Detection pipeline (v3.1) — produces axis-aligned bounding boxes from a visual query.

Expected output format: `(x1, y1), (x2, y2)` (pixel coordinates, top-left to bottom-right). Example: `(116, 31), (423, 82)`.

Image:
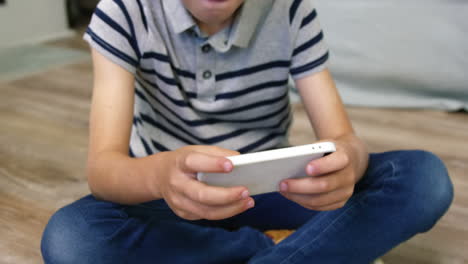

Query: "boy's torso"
(85, 0), (328, 156)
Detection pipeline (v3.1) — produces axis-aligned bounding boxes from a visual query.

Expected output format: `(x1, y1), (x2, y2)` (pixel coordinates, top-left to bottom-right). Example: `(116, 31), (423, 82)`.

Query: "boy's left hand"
(279, 140), (363, 211)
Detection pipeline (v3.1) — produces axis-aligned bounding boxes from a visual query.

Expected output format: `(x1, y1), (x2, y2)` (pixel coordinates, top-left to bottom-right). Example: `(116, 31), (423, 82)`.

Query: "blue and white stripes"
(84, 0), (328, 157)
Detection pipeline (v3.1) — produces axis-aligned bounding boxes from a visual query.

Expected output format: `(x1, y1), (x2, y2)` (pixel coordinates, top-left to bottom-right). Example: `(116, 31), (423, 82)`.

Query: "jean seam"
(378, 160), (396, 196)
(279, 160), (397, 264)
(271, 210), (328, 252)
(77, 201), (133, 241)
(279, 197), (364, 264)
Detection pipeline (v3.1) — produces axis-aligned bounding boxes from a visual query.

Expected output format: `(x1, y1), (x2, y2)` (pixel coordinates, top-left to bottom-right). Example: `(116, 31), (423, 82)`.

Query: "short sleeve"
(83, 0), (147, 74)
(289, 0), (329, 80)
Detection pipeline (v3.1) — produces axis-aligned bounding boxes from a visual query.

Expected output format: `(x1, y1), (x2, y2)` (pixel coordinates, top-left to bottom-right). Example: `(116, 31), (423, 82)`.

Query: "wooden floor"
(1, 33), (467, 264)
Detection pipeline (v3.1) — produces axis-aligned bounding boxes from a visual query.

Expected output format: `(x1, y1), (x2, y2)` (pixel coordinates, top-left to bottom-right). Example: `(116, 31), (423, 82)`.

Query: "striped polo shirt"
(84, 0), (329, 157)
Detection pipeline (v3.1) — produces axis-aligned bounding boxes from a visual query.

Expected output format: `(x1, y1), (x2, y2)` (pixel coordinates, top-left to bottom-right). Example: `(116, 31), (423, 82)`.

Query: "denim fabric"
(41, 150), (453, 264)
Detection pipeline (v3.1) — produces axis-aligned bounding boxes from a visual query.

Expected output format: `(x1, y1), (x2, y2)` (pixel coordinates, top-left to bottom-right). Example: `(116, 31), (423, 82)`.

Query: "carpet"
(0, 44), (89, 82)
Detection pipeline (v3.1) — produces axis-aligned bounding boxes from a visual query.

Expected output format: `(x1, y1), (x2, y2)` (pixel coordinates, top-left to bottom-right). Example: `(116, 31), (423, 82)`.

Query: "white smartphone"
(197, 142), (336, 196)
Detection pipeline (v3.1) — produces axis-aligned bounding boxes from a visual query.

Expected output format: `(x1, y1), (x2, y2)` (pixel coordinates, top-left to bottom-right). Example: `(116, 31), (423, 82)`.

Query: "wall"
(0, 0), (73, 48)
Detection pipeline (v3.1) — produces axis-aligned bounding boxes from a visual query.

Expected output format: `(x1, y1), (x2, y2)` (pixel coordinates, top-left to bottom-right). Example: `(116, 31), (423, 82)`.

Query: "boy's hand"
(279, 140), (365, 211)
(155, 146), (254, 221)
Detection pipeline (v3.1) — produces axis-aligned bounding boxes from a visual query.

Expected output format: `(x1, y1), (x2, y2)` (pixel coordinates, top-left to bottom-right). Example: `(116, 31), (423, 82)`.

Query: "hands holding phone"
(153, 138), (367, 221)
(279, 139), (368, 211)
(154, 145), (254, 221)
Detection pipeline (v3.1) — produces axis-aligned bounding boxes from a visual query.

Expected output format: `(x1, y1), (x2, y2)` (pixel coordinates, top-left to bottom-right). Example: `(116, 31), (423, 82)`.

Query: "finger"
(178, 151), (234, 174)
(171, 191), (254, 220)
(281, 187), (353, 209)
(306, 149), (349, 177)
(199, 146), (240, 157)
(164, 199), (202, 220)
(193, 197), (255, 220)
(181, 178), (249, 206)
(282, 172), (354, 194)
(173, 209), (202, 221)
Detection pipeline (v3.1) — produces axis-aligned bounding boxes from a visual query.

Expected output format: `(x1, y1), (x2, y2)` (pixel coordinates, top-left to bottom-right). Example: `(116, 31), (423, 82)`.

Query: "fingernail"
(306, 164), (314, 175)
(247, 199), (255, 208)
(241, 190), (249, 199)
(280, 182), (288, 192)
(223, 161), (232, 172)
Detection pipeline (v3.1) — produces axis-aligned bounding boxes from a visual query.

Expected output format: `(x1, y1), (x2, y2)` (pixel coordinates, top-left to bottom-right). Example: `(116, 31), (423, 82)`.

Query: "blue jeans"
(41, 150), (453, 264)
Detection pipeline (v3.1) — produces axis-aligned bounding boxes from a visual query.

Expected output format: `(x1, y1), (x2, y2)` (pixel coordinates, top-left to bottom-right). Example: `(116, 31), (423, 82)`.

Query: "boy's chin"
(193, 10), (234, 26)
(200, 15), (231, 25)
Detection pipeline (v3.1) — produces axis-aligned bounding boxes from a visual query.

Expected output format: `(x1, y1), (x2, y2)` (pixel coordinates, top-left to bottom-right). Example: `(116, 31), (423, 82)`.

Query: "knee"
(41, 203), (90, 264)
(396, 150), (454, 231)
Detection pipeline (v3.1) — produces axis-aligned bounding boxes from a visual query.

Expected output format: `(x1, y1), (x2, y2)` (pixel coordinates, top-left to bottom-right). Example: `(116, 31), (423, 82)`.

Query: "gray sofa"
(314, 0), (468, 111)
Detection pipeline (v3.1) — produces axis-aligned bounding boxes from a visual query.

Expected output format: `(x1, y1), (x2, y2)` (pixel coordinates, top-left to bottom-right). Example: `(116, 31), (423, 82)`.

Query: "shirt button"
(202, 70), (212, 79)
(201, 44), (211, 53)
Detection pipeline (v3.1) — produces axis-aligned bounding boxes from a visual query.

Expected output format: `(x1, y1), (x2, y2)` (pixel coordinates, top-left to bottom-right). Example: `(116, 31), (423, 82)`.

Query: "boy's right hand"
(153, 146), (254, 221)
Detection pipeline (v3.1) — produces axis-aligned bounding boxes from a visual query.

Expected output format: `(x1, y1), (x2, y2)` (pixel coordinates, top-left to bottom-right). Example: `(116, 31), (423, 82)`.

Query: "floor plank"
(1, 38), (467, 263)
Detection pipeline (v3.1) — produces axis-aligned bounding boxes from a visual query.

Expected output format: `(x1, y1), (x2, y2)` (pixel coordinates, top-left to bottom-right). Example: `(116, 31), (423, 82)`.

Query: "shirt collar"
(163, 0), (273, 48)
(230, 0), (273, 48)
(207, 25), (232, 53)
(162, 0), (196, 34)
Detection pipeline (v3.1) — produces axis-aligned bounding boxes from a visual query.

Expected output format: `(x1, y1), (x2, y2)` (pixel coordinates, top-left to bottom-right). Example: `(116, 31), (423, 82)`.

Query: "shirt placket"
(195, 41), (217, 102)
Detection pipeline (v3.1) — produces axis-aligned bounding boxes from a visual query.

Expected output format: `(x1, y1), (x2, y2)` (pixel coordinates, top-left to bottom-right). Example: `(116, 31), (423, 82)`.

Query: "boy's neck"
(196, 17), (233, 36)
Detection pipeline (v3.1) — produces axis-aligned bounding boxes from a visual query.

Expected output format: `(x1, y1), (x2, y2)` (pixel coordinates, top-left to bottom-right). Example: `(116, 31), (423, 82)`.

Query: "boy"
(41, 0), (453, 263)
